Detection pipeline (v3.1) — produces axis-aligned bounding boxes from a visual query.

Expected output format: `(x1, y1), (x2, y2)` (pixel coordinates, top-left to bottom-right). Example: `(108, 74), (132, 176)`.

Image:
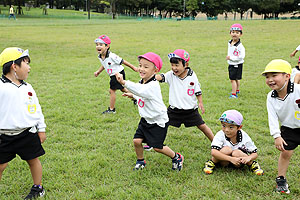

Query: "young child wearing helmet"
(0, 47), (46, 199)
(94, 34), (138, 114)
(203, 110), (263, 176)
(154, 49), (214, 143)
(115, 52), (183, 171)
(262, 59), (300, 194)
(226, 24), (245, 99)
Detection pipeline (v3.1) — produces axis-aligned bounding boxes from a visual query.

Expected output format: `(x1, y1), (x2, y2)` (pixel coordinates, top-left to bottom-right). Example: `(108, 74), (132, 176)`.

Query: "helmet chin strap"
(277, 80), (287, 92)
(14, 71), (20, 80)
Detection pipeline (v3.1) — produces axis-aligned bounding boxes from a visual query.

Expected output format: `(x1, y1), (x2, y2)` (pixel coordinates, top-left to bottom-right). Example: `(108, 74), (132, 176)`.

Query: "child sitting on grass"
(115, 52), (183, 171)
(203, 110), (263, 176)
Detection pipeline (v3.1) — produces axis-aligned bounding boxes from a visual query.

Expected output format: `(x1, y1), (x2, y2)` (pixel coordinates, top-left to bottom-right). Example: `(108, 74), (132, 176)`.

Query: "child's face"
(15, 58), (31, 80)
(138, 58), (158, 82)
(230, 30), (242, 41)
(264, 72), (290, 91)
(221, 122), (241, 140)
(171, 60), (186, 78)
(96, 42), (109, 55)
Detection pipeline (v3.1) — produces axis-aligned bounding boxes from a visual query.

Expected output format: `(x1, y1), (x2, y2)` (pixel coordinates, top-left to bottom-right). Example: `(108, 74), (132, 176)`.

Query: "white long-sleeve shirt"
(266, 82), (300, 138)
(227, 39), (245, 65)
(124, 76), (168, 127)
(296, 45), (300, 51)
(0, 75), (46, 134)
(98, 51), (124, 76)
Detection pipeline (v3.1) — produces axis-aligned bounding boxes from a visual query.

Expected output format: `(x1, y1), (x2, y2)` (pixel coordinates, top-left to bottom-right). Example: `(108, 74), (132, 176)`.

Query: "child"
(154, 49), (214, 142)
(262, 59), (300, 194)
(289, 45), (300, 57)
(0, 47), (46, 199)
(203, 110), (263, 176)
(115, 52), (184, 171)
(94, 35), (138, 114)
(226, 24), (245, 99)
(291, 57), (300, 84)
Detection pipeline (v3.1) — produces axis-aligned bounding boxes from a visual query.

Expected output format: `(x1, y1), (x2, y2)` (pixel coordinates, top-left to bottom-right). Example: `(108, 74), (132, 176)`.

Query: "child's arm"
(123, 60), (138, 72)
(94, 66), (104, 77)
(196, 94), (205, 114)
(211, 149), (241, 166)
(290, 50), (298, 57)
(240, 152), (258, 165)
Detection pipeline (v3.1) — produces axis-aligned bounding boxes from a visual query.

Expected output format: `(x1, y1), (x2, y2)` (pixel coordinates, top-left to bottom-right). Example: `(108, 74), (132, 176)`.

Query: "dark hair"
(170, 57), (186, 67)
(2, 56), (30, 75)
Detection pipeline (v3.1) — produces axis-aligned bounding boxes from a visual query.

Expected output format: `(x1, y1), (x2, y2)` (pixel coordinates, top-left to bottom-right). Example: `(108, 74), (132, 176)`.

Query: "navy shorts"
(228, 64), (243, 80)
(281, 126), (300, 150)
(134, 118), (168, 149)
(0, 128), (45, 164)
(167, 106), (205, 128)
(110, 70), (125, 90)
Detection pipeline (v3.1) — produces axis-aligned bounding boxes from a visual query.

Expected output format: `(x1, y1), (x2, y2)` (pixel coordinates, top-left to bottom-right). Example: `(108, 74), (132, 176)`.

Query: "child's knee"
(133, 138), (142, 146)
(220, 146), (232, 155)
(280, 150), (293, 159)
(153, 148), (162, 153)
(232, 149), (246, 157)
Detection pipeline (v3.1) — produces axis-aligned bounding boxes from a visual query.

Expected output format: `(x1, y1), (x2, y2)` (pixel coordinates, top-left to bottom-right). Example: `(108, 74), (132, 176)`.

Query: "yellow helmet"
(0, 47), (29, 67)
(261, 59), (292, 75)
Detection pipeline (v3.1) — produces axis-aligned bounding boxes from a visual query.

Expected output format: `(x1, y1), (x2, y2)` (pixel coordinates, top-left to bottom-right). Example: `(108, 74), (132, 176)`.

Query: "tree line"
(1, 0), (300, 19)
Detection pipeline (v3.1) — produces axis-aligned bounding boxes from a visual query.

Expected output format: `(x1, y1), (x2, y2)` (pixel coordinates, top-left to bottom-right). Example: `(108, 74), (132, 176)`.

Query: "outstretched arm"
(123, 60), (138, 72)
(290, 50), (298, 57)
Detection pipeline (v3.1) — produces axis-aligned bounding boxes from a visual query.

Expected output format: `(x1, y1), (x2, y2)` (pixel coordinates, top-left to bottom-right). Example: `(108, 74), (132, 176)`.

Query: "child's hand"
(226, 56), (230, 60)
(198, 103), (205, 114)
(94, 70), (100, 77)
(230, 157), (242, 166)
(240, 157), (251, 165)
(122, 92), (134, 99)
(115, 72), (125, 85)
(38, 132), (46, 143)
(275, 137), (287, 151)
(290, 53), (295, 57)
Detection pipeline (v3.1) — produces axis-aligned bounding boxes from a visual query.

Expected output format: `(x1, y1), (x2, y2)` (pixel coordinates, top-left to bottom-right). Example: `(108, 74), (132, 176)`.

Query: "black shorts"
(110, 70), (125, 90)
(228, 64), (243, 80)
(281, 126), (300, 150)
(0, 128), (45, 164)
(167, 106), (205, 128)
(134, 118), (168, 149)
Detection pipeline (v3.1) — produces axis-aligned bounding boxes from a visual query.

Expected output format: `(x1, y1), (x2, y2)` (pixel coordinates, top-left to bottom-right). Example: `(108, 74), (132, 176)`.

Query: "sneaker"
(172, 153), (184, 171)
(236, 90), (240, 94)
(143, 145), (153, 151)
(249, 161), (264, 175)
(102, 107), (116, 114)
(229, 94), (237, 99)
(133, 160), (146, 171)
(203, 159), (215, 174)
(275, 176), (290, 194)
(24, 185), (45, 199)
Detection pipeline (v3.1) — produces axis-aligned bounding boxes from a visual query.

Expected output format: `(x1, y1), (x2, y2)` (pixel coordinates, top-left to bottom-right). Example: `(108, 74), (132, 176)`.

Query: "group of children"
(0, 23), (299, 199)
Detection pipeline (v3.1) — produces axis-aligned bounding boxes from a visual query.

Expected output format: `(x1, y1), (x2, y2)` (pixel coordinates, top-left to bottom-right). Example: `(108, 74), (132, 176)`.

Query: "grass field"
(0, 16), (300, 200)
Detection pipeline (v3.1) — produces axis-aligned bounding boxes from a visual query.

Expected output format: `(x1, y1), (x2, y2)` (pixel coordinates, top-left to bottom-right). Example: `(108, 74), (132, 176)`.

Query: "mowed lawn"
(0, 17), (300, 199)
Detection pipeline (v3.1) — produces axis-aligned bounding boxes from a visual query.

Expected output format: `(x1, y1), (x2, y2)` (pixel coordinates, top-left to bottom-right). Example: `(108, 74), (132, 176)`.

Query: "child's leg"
(212, 146), (232, 166)
(197, 124), (214, 142)
(133, 138), (144, 159)
(26, 158), (43, 185)
(0, 163), (8, 181)
(236, 80), (240, 92)
(230, 80), (237, 94)
(153, 146), (176, 158)
(109, 89), (117, 110)
(277, 150), (293, 177)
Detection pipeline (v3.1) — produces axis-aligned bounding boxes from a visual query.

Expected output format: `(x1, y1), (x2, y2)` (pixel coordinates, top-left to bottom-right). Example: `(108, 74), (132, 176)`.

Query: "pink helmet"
(168, 49), (190, 62)
(230, 24), (243, 32)
(94, 35), (111, 45)
(219, 110), (243, 126)
(138, 52), (162, 72)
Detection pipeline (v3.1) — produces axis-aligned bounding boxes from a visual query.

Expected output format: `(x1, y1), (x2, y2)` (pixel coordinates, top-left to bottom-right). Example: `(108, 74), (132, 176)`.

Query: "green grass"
(0, 17), (300, 199)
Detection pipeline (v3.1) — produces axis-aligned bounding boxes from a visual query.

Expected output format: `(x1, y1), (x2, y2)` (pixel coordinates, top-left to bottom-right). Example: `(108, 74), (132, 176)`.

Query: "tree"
(186, 0), (199, 18)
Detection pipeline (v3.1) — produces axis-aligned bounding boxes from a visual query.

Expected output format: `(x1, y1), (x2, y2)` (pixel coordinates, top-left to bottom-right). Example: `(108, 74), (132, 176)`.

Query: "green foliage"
(0, 18), (300, 199)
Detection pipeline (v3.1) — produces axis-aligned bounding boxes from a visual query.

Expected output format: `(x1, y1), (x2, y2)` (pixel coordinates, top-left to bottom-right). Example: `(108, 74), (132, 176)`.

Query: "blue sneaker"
(172, 153), (184, 171)
(133, 160), (146, 170)
(229, 94), (237, 99)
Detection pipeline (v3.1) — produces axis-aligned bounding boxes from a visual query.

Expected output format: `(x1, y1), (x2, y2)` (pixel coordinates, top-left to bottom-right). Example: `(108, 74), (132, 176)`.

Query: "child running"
(0, 47), (46, 199)
(203, 110), (263, 176)
(262, 59), (300, 194)
(115, 52), (184, 171)
(154, 49), (214, 142)
(226, 24), (245, 98)
(94, 35), (138, 114)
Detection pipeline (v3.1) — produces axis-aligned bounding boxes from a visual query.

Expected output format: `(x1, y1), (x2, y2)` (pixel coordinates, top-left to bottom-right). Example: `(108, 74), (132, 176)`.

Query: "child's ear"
(185, 62), (189, 67)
